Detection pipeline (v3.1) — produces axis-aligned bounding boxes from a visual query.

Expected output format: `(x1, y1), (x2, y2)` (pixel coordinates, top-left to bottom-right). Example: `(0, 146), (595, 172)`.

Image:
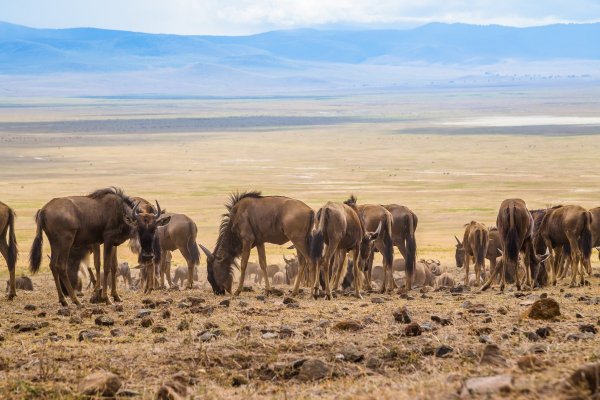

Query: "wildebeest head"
(454, 236), (464, 268)
(124, 201), (171, 262)
(358, 221), (382, 268)
(198, 243), (233, 295)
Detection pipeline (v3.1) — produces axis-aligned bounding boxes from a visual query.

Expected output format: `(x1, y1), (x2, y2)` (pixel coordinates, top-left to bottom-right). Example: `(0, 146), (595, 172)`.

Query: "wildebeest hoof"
(60, 299), (68, 307)
(7, 293), (15, 301)
(113, 294), (122, 302)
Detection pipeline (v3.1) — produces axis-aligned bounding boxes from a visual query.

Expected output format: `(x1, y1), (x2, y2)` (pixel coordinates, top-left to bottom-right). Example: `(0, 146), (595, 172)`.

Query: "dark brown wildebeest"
(538, 205), (593, 287)
(456, 227), (511, 283)
(589, 207), (600, 261)
(198, 192), (315, 297)
(0, 201), (18, 300)
(351, 199), (394, 293)
(383, 204), (417, 290)
(459, 221), (489, 286)
(481, 199), (549, 291)
(29, 187), (170, 305)
(310, 200), (380, 299)
(7, 276), (33, 292)
(153, 213), (200, 291)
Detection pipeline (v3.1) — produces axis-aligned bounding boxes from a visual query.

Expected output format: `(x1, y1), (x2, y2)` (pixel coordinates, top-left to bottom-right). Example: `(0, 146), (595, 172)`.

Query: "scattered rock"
(333, 320), (363, 331)
(231, 375), (248, 387)
(371, 297), (384, 304)
(110, 329), (124, 337)
(536, 327), (552, 338)
(140, 317), (154, 328)
(497, 306), (508, 315)
(269, 288), (284, 296)
(199, 332), (216, 342)
(393, 306), (412, 324)
(262, 332), (278, 340)
(567, 332), (595, 341)
(78, 330), (103, 341)
(479, 335), (492, 344)
(57, 307), (71, 317)
(279, 326), (295, 338)
(431, 315), (452, 326)
(318, 319), (331, 328)
(480, 344), (507, 367)
(435, 345), (453, 358)
(113, 304), (124, 312)
(24, 304), (36, 311)
(94, 316), (114, 327)
(461, 375), (514, 395)
(219, 299), (231, 307)
(161, 309), (171, 319)
(340, 343), (364, 362)
(136, 309), (152, 318)
(152, 325), (167, 334)
(13, 322), (49, 332)
(569, 363), (600, 397)
(526, 332), (540, 342)
(404, 322), (422, 337)
(298, 359), (330, 381)
(177, 320), (190, 331)
(69, 316), (82, 324)
(283, 297), (298, 305)
(78, 371), (122, 397)
(579, 324), (597, 334)
(156, 372), (194, 400)
(522, 298), (560, 320)
(517, 355), (544, 371)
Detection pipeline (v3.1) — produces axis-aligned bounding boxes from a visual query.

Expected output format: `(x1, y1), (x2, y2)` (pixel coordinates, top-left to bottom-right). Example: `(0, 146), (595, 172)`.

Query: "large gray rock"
(461, 375), (514, 396)
(78, 371), (122, 397)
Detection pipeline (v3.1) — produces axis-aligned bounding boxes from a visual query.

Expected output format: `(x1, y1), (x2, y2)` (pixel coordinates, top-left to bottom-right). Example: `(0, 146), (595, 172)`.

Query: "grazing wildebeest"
(7, 276), (33, 292)
(311, 199), (381, 299)
(172, 264), (199, 287)
(351, 199), (394, 293)
(589, 207), (600, 261)
(283, 254), (299, 284)
(456, 227), (510, 284)
(538, 205), (593, 286)
(434, 272), (455, 289)
(383, 204), (417, 290)
(198, 192), (315, 297)
(0, 201), (18, 300)
(256, 264), (281, 284)
(29, 187), (170, 305)
(459, 221), (489, 286)
(481, 199), (549, 291)
(152, 213), (200, 291)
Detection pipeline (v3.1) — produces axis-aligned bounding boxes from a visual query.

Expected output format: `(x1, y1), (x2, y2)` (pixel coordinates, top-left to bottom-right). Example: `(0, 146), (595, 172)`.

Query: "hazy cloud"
(2, 0), (600, 35)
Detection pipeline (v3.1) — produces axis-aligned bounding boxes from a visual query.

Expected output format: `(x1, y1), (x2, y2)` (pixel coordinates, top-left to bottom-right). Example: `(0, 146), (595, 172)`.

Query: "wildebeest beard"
(136, 227), (161, 263)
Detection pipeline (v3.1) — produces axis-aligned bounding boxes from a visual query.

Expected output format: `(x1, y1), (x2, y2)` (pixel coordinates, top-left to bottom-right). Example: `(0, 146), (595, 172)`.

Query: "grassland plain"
(0, 87), (599, 398)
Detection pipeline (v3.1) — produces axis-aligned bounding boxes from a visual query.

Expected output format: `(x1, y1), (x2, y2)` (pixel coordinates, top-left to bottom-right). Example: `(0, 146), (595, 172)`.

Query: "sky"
(2, 0), (600, 35)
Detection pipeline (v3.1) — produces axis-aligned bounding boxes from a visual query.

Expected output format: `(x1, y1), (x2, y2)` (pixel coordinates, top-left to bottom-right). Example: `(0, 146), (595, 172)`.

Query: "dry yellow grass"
(0, 89), (599, 398)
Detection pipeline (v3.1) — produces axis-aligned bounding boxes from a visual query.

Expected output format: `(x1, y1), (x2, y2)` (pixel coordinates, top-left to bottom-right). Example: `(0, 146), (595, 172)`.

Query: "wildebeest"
(481, 199), (549, 291)
(352, 199), (394, 293)
(7, 276), (33, 292)
(382, 204), (417, 290)
(198, 192), (316, 297)
(589, 207), (600, 261)
(395, 261), (435, 288)
(29, 187), (170, 305)
(434, 272), (455, 289)
(459, 221), (489, 286)
(538, 205), (592, 286)
(311, 199), (380, 299)
(272, 271), (285, 285)
(283, 254), (299, 284)
(0, 201), (18, 300)
(152, 213), (200, 291)
(256, 264), (280, 284)
(172, 264), (199, 287)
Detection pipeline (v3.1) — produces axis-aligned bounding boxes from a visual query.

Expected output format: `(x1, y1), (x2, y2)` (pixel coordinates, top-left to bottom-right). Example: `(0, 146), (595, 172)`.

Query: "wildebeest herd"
(2, 188), (599, 306)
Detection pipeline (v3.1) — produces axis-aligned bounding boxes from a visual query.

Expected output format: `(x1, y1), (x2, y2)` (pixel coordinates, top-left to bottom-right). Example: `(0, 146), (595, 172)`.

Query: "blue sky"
(2, 0), (600, 35)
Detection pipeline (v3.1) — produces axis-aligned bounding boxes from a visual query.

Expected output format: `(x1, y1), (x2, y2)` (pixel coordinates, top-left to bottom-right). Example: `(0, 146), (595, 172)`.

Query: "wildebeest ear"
(124, 214), (138, 228)
(156, 216), (171, 226)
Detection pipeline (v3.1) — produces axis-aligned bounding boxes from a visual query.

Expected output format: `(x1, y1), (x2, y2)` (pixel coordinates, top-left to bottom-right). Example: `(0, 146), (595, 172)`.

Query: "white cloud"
(1, 0), (600, 35)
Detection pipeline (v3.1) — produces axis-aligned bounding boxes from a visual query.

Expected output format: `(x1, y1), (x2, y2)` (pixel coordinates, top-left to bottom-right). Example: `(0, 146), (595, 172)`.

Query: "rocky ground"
(0, 274), (599, 399)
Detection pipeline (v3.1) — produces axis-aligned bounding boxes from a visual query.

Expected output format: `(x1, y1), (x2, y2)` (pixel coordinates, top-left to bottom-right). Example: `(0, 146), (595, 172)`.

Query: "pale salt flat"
(441, 115), (600, 127)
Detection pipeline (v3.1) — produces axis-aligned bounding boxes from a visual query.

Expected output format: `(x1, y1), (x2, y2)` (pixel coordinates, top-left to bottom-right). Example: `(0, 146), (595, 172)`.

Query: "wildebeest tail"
(505, 204), (520, 264)
(310, 208), (327, 263)
(5, 207), (17, 272)
(580, 211), (593, 260)
(382, 214), (394, 266)
(188, 237), (201, 266)
(475, 229), (485, 266)
(29, 209), (44, 274)
(404, 213), (417, 283)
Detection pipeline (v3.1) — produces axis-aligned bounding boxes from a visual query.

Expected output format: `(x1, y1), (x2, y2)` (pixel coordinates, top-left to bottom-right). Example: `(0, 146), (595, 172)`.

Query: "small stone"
(522, 298), (561, 320)
(569, 362), (600, 396)
(526, 332), (540, 342)
(393, 306), (412, 324)
(140, 317), (154, 328)
(333, 320), (364, 331)
(231, 375), (248, 387)
(177, 320), (190, 331)
(199, 331), (216, 342)
(567, 332), (594, 341)
(579, 324), (597, 334)
(262, 332), (279, 339)
(340, 343), (364, 362)
(78, 371), (122, 397)
(152, 325), (167, 334)
(110, 329), (124, 337)
(113, 304), (124, 312)
(136, 309), (152, 318)
(535, 327), (552, 338)
(161, 309), (171, 319)
(13, 322), (49, 332)
(431, 315), (452, 326)
(57, 308), (71, 317)
(480, 344), (507, 366)
(283, 297), (298, 305)
(479, 335), (492, 344)
(404, 322), (422, 337)
(298, 359), (330, 381)
(497, 306), (508, 315)
(576, 313), (584, 319)
(219, 299), (231, 307)
(94, 316), (114, 327)
(24, 304), (36, 311)
(365, 356), (383, 369)
(517, 355), (544, 371)
(461, 375), (514, 395)
(69, 316), (82, 324)
(78, 330), (103, 341)
(371, 297), (384, 304)
(435, 345), (453, 358)
(279, 326), (295, 338)
(318, 319), (331, 328)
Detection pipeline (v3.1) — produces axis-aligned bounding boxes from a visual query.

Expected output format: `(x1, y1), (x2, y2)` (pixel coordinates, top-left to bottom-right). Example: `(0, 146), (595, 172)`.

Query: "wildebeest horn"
(155, 200), (162, 217)
(198, 243), (213, 259)
(595, 247), (600, 251)
(287, 244), (296, 250)
(454, 236), (461, 245)
(133, 201), (141, 215)
(498, 248), (503, 255)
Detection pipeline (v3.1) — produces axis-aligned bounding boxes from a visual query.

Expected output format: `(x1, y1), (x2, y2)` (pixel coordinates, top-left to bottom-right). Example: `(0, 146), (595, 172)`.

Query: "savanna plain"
(1, 86), (600, 399)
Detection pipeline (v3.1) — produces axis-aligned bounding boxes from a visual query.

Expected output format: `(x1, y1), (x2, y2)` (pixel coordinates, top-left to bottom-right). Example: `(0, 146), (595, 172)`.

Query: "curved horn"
(155, 200), (162, 217)
(133, 201), (141, 215)
(198, 243), (213, 259)
(498, 248), (503, 255)
(454, 236), (461, 245)
(375, 221), (383, 235)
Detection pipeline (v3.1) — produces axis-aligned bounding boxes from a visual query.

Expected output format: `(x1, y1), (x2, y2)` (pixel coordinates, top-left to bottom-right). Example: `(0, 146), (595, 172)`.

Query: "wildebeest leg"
(489, 257), (497, 283)
(56, 242), (81, 306)
(0, 240), (15, 300)
(234, 242), (253, 297)
(567, 235), (580, 287)
(464, 251), (471, 286)
(480, 256), (503, 291)
(180, 247), (194, 290)
(256, 244), (272, 296)
(109, 248), (121, 302)
(49, 249), (68, 306)
(292, 258), (306, 296)
(352, 249), (362, 299)
(364, 251), (374, 291)
(102, 244), (114, 303)
(314, 245), (333, 300)
(332, 250), (347, 290)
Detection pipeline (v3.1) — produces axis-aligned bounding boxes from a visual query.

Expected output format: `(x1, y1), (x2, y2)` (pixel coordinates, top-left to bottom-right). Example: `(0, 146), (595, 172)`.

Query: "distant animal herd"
(1, 189), (599, 306)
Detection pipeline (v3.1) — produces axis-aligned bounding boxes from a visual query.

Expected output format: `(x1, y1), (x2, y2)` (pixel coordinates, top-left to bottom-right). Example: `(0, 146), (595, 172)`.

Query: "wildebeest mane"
(344, 195), (365, 230)
(87, 187), (135, 209)
(215, 191), (262, 260)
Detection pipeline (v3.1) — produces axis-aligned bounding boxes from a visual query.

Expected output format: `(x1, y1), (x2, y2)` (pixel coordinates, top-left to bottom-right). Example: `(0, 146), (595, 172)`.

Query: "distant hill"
(0, 21), (599, 96)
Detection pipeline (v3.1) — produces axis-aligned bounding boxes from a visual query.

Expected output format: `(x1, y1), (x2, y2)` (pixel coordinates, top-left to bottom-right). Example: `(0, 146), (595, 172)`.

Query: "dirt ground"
(1, 87), (600, 398)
